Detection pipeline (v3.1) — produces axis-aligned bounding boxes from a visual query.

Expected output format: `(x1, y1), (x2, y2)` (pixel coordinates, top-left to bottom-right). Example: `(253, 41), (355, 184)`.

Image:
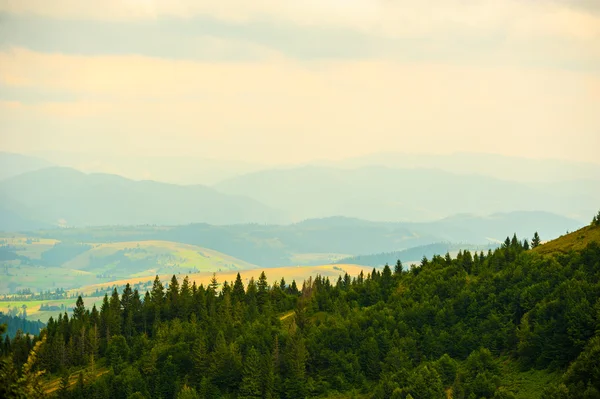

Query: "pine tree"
(99, 294), (110, 341)
(166, 275), (180, 318)
(122, 284), (134, 339)
(444, 252), (452, 265)
(232, 273), (246, 304)
(238, 347), (262, 399)
(246, 278), (259, 321)
(130, 289), (143, 333)
(257, 271), (270, 311)
(394, 260), (403, 276)
(180, 276), (192, 320)
(284, 333), (307, 399)
(108, 288), (121, 336)
(381, 264), (393, 299)
(192, 337), (208, 387)
(73, 296), (86, 321)
(150, 275), (165, 324)
(160, 355), (177, 399)
(592, 210), (600, 226)
(262, 349), (275, 399)
(511, 233), (519, 248)
(209, 273), (219, 293)
(532, 232), (541, 248)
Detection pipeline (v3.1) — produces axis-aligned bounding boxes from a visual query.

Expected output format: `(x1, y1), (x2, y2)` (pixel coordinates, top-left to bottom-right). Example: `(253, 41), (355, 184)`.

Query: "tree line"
(1, 227), (599, 398)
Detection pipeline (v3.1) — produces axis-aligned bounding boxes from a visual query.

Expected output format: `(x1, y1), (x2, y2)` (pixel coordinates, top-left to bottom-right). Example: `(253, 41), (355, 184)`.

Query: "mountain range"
(31, 212), (583, 267)
(1, 151), (598, 229)
(214, 165), (598, 222)
(0, 167), (286, 228)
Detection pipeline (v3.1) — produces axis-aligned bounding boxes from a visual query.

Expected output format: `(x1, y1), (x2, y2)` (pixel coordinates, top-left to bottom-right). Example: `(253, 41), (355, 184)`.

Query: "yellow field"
(73, 264), (371, 295)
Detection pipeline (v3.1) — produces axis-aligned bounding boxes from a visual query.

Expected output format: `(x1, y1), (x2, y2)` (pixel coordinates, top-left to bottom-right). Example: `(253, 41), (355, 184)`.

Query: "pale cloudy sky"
(0, 0), (599, 164)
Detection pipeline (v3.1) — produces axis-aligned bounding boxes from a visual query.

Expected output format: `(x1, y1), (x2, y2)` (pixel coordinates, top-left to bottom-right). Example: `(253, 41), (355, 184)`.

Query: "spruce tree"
(179, 276), (192, 320)
(238, 347), (262, 399)
(257, 271), (270, 310)
(532, 232), (541, 248)
(394, 260), (403, 276)
(73, 296), (86, 322)
(150, 275), (165, 324)
(233, 273), (246, 304)
(166, 275), (180, 318)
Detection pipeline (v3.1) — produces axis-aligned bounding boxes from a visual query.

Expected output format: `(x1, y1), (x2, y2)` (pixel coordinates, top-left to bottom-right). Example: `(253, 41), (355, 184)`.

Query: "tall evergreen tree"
(394, 259), (404, 276)
(73, 296), (86, 322)
(532, 232), (541, 248)
(238, 347), (262, 399)
(150, 275), (165, 324)
(233, 273), (246, 304)
(108, 288), (122, 336)
(257, 272), (270, 311)
(180, 276), (192, 320)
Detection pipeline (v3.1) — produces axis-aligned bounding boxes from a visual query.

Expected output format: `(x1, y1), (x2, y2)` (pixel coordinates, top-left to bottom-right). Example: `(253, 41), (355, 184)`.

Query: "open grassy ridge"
(533, 223), (600, 255)
(1, 238), (261, 295)
(60, 240), (258, 276)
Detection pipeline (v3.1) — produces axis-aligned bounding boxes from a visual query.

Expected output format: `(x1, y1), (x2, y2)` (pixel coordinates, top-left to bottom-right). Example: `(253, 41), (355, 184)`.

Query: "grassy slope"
(61, 240), (258, 275)
(532, 224), (600, 255)
(0, 264), (100, 295)
(1, 238), (261, 295)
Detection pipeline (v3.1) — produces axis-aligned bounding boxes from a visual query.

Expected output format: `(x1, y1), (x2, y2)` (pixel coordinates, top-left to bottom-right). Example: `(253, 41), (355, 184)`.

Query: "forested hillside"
(1, 222), (599, 399)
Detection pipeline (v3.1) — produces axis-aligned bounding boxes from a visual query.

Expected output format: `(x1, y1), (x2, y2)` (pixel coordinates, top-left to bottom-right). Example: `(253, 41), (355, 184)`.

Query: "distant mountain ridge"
(1, 152), (596, 231)
(32, 212), (583, 267)
(322, 151), (600, 182)
(0, 167), (287, 229)
(213, 165), (599, 222)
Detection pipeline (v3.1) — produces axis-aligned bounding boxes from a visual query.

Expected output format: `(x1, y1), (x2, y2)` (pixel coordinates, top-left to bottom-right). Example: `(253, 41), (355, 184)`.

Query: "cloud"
(3, 0), (600, 41)
(1, 2), (598, 163)
(1, 47), (598, 163)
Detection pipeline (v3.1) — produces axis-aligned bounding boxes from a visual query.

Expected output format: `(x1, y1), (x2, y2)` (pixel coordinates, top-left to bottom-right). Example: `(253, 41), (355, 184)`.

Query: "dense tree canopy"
(1, 226), (599, 399)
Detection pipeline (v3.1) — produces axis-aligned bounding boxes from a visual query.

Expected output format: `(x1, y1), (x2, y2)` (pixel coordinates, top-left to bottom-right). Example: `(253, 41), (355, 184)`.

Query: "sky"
(0, 0), (599, 165)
